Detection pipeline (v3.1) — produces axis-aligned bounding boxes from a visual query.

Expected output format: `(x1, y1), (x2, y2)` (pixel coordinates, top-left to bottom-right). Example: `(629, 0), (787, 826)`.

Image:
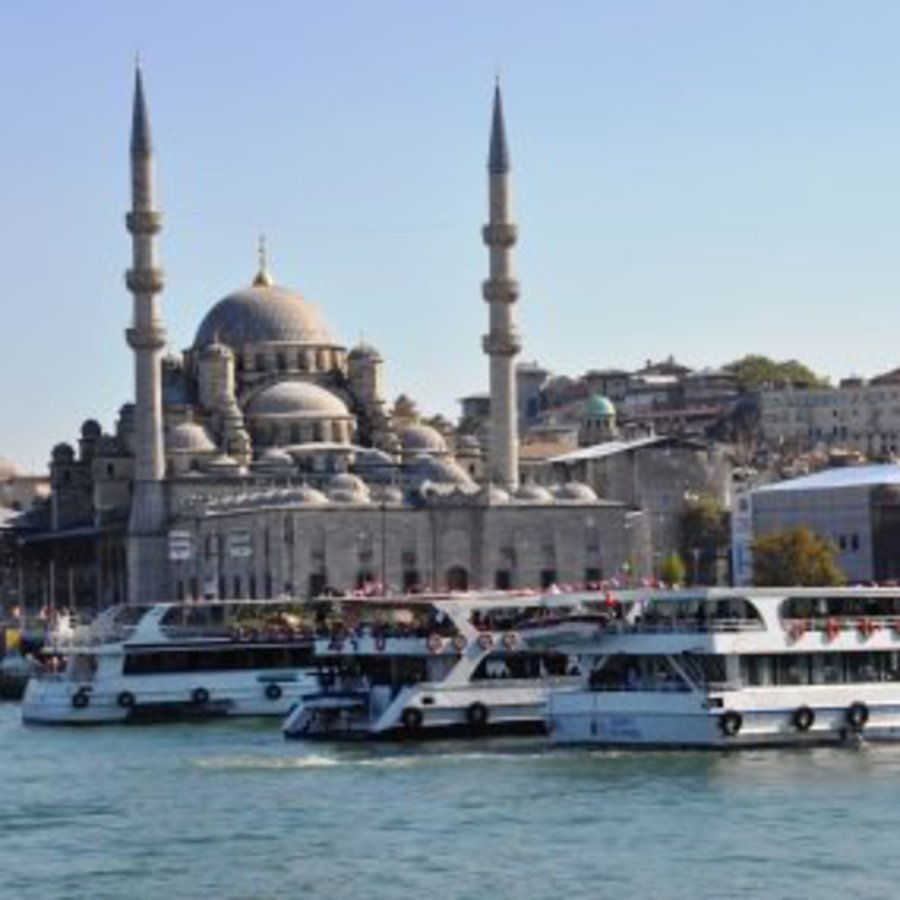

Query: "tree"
(659, 552), (687, 587)
(752, 526), (845, 586)
(725, 354), (828, 392)
(677, 493), (730, 585)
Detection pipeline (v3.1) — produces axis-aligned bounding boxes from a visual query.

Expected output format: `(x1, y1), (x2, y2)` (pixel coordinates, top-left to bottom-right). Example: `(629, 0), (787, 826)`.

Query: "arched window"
(446, 566), (469, 591)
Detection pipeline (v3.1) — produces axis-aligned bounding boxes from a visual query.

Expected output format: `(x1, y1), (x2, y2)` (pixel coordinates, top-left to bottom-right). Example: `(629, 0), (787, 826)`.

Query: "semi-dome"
(251, 448), (295, 473)
(245, 382), (349, 418)
(398, 424), (448, 455)
(194, 282), (337, 349)
(553, 482), (598, 502)
(166, 422), (217, 454)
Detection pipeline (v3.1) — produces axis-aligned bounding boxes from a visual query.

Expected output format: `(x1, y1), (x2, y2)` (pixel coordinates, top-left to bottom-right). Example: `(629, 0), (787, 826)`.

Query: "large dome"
(194, 282), (337, 349)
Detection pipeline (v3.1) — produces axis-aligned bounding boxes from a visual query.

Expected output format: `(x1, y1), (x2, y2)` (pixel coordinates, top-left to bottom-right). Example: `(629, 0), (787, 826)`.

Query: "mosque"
(13, 70), (640, 610)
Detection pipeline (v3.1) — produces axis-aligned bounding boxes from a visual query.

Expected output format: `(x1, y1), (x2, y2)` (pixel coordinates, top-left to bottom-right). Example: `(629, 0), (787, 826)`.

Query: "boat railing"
(610, 618), (764, 635)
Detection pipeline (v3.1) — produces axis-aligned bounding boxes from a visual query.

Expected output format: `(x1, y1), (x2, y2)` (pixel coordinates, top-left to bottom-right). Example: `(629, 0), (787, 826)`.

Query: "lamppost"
(380, 497), (387, 597)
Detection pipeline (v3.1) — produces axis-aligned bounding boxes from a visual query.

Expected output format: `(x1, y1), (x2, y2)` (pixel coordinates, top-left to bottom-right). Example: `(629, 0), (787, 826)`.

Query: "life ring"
(858, 618), (876, 639)
(788, 621), (807, 642)
(477, 633), (493, 651)
(846, 701), (869, 730)
(427, 633), (443, 654)
(825, 618), (841, 641)
(117, 691), (136, 709)
(502, 632), (518, 650)
(466, 701), (489, 729)
(793, 705), (815, 732)
(192, 687), (210, 706)
(71, 690), (90, 710)
(719, 709), (743, 737)
(452, 634), (468, 654)
(265, 683), (283, 702)
(401, 707), (423, 731)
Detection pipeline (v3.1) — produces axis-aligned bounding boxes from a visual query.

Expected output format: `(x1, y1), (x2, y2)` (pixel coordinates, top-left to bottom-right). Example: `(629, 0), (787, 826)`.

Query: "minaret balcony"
(126, 210), (162, 235)
(126, 268), (165, 294)
(482, 278), (520, 304)
(126, 325), (167, 351)
(482, 330), (522, 357)
(481, 223), (517, 247)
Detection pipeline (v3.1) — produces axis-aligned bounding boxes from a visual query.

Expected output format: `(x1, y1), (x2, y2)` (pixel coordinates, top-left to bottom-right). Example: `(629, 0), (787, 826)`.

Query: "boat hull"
(22, 672), (314, 725)
(549, 686), (900, 748)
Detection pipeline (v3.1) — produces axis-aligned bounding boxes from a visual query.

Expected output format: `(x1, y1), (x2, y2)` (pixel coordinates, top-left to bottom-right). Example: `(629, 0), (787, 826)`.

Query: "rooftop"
(755, 464), (900, 494)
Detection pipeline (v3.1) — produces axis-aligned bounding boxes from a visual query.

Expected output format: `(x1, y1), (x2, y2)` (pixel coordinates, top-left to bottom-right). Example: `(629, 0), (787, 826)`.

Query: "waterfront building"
(731, 464), (900, 585)
(11, 71), (637, 611)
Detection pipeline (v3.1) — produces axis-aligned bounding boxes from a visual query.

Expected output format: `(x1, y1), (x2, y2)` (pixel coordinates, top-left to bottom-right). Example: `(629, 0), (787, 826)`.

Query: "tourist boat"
(542, 586), (900, 748)
(282, 591), (584, 740)
(22, 599), (319, 724)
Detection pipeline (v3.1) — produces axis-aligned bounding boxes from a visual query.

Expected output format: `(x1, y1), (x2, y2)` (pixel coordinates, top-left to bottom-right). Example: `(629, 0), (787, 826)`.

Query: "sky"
(3, 1), (900, 472)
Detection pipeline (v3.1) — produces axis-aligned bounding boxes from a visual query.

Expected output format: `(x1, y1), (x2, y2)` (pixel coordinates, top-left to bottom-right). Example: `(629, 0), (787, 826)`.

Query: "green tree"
(659, 552), (687, 587)
(725, 354), (828, 392)
(677, 493), (730, 585)
(752, 526), (845, 586)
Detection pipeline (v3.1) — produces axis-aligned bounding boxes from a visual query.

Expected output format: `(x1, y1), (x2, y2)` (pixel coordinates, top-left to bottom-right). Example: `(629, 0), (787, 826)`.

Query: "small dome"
(398, 424), (447, 455)
(372, 484), (404, 504)
(288, 485), (328, 505)
(194, 282), (337, 349)
(585, 393), (616, 419)
(406, 454), (474, 487)
(80, 419), (102, 440)
(515, 483), (554, 503)
(51, 443), (75, 464)
(203, 454), (244, 477)
(327, 473), (371, 503)
(553, 482), (598, 502)
(246, 382), (350, 418)
(348, 341), (382, 361)
(456, 434), (481, 452)
(167, 422), (217, 454)
(480, 484), (510, 504)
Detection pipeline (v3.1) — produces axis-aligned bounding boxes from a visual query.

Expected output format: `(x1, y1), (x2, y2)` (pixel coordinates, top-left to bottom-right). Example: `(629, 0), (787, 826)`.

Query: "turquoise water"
(3, 702), (900, 900)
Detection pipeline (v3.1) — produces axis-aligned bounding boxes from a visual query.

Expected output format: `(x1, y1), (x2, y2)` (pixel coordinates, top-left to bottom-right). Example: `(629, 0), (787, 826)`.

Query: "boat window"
(782, 593), (900, 620)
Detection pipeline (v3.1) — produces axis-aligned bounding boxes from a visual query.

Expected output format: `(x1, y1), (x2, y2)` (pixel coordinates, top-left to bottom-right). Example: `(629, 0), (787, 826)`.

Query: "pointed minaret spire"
(130, 62), (153, 157)
(481, 81), (521, 491)
(488, 79), (510, 175)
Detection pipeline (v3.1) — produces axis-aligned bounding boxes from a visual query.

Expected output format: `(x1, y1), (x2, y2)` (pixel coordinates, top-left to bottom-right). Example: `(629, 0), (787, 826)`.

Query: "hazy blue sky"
(4, 1), (900, 471)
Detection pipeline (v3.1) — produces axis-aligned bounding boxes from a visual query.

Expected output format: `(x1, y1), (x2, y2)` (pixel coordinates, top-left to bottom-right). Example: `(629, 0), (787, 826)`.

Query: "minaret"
(482, 81), (521, 490)
(125, 64), (169, 603)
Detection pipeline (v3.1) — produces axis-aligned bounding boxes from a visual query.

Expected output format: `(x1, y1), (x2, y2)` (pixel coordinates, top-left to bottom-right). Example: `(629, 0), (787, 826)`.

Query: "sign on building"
(730, 490), (754, 587)
(227, 530), (253, 559)
(168, 530), (194, 561)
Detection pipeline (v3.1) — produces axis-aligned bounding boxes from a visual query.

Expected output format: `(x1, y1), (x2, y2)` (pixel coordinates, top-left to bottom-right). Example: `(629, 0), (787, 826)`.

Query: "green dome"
(585, 393), (616, 419)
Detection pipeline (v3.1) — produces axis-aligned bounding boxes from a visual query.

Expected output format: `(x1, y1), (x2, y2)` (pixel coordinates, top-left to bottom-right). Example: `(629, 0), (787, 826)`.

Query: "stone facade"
(8, 74), (640, 612)
(760, 382), (900, 458)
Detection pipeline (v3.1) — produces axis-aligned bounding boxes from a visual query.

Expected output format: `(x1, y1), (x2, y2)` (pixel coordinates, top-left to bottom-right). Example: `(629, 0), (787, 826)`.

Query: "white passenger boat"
(282, 592), (583, 740)
(22, 600), (318, 724)
(544, 587), (900, 748)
